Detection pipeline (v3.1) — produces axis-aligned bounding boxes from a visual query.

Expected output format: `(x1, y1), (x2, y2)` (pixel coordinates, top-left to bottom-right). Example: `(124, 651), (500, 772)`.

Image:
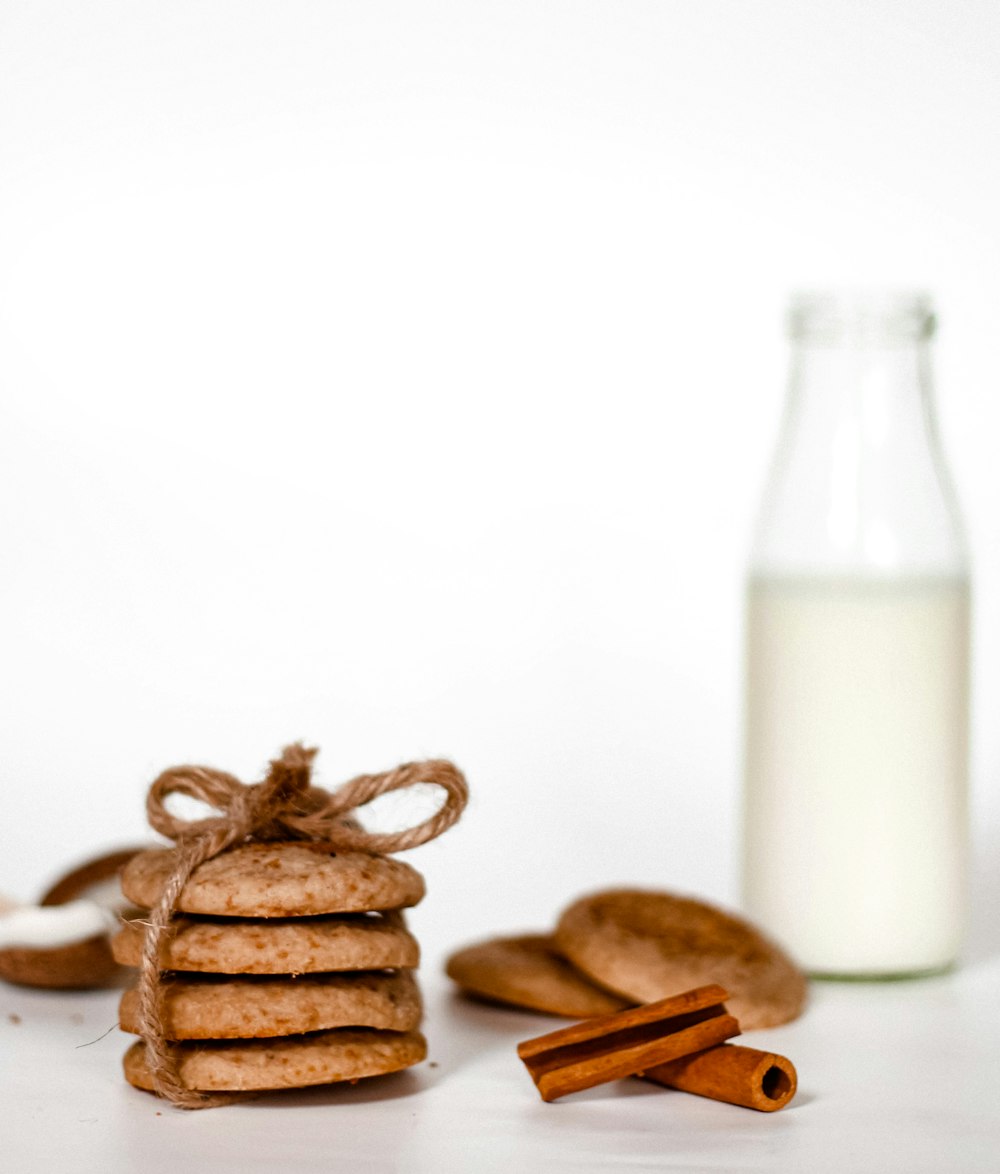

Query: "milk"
(742, 575), (970, 976)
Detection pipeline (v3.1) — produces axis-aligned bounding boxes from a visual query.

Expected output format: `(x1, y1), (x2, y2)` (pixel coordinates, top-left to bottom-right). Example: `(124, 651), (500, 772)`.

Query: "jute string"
(135, 743), (468, 1109)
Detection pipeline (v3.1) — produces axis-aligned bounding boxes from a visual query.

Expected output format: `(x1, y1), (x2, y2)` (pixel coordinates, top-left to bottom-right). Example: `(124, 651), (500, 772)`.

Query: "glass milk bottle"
(742, 292), (970, 978)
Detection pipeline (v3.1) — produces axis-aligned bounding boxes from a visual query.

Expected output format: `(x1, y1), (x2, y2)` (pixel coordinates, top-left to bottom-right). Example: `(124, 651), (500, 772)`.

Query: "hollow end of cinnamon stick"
(643, 1043), (797, 1112)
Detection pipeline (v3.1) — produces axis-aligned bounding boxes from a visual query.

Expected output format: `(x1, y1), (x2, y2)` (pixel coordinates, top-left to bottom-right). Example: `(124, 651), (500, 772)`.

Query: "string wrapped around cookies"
(115, 743), (469, 1109)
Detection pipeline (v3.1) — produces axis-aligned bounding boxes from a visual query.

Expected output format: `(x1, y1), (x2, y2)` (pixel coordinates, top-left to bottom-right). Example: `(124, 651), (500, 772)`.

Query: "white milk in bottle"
(742, 293), (970, 977)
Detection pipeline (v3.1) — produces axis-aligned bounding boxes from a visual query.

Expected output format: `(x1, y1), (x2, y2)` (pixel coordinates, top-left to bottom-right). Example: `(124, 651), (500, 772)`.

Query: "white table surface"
(2, 938), (999, 1174)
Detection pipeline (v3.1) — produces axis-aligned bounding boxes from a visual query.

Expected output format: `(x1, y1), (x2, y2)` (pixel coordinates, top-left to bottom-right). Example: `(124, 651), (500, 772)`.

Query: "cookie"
(0, 935), (123, 990)
(112, 910), (419, 974)
(445, 934), (631, 1018)
(121, 843), (425, 917)
(554, 889), (807, 1030)
(123, 1028), (427, 1092)
(0, 847), (145, 990)
(119, 969), (422, 1039)
(40, 847), (148, 909)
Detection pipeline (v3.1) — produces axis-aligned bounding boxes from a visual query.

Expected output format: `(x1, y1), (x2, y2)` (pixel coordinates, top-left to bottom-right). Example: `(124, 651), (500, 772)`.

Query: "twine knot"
(135, 743), (468, 1109)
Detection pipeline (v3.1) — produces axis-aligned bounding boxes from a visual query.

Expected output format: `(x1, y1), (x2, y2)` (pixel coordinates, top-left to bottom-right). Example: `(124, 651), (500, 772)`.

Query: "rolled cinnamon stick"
(643, 1042), (797, 1112)
(517, 985), (740, 1102)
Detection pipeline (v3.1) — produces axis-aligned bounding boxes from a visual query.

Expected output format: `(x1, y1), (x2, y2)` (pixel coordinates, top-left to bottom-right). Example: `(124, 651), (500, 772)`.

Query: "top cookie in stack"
(115, 841), (429, 1096)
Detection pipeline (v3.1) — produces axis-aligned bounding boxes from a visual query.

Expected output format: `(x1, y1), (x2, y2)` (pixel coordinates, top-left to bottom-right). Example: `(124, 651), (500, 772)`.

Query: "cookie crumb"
(71, 1012), (84, 1024)
(8, 1013), (21, 1025)
(428, 1061), (439, 1068)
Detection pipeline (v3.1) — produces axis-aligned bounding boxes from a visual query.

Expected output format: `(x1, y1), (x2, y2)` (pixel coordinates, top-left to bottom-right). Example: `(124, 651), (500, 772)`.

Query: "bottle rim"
(788, 290), (936, 343)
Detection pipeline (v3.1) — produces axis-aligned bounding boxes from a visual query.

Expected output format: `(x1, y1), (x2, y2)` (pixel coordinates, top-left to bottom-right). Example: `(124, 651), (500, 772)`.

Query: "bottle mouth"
(788, 290), (935, 344)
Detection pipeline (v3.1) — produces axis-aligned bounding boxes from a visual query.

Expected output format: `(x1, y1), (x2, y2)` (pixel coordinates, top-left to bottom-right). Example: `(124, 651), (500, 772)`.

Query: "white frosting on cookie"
(74, 876), (126, 911)
(0, 899), (118, 949)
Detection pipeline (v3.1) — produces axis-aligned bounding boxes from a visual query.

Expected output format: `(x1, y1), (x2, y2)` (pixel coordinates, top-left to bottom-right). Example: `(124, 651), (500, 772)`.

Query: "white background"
(2, 0), (999, 963)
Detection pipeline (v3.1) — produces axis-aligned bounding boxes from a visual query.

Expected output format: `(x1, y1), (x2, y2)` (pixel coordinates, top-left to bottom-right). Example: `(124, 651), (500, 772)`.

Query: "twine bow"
(135, 743), (469, 1109)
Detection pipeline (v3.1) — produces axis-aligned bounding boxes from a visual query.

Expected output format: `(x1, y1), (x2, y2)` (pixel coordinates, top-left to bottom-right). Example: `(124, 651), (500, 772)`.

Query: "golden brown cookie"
(445, 934), (631, 1018)
(123, 1028), (427, 1093)
(0, 846), (146, 990)
(40, 847), (148, 908)
(0, 935), (123, 990)
(554, 889), (807, 1030)
(121, 843), (425, 917)
(112, 910), (419, 974)
(118, 969), (422, 1039)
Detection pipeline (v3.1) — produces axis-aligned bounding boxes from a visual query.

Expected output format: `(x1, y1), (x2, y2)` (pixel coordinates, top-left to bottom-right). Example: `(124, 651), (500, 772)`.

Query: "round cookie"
(119, 969), (422, 1039)
(40, 846), (147, 908)
(121, 843), (425, 917)
(554, 889), (807, 1030)
(445, 934), (630, 1018)
(123, 1028), (427, 1093)
(0, 935), (122, 990)
(0, 846), (146, 990)
(112, 910), (419, 974)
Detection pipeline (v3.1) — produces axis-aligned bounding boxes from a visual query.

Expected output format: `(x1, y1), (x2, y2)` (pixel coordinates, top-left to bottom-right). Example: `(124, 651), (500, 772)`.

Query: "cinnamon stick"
(517, 984), (740, 1102)
(643, 1042), (797, 1111)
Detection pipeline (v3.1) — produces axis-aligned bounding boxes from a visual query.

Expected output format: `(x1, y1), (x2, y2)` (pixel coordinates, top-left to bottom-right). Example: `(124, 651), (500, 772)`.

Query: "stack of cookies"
(114, 840), (429, 1097)
(446, 887), (807, 1030)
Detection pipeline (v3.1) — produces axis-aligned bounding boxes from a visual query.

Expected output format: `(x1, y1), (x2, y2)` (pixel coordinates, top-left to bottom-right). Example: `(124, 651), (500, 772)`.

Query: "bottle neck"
(787, 338), (931, 458)
(751, 334), (967, 579)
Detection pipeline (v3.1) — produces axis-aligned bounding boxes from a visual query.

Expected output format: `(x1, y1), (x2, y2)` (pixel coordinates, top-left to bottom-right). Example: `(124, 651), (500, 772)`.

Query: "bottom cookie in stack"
(121, 1028), (428, 1094)
(115, 841), (428, 1096)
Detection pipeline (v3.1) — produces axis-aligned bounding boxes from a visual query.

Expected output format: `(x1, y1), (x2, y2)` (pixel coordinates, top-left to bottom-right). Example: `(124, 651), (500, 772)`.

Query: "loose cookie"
(123, 1028), (427, 1092)
(0, 847), (145, 990)
(445, 934), (630, 1018)
(119, 969), (422, 1039)
(555, 889), (807, 1030)
(121, 842), (425, 917)
(112, 910), (419, 974)
(0, 934), (122, 990)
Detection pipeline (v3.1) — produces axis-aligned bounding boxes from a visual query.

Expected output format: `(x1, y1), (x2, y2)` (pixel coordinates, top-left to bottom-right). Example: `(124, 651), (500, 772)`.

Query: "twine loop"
(135, 743), (468, 1109)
